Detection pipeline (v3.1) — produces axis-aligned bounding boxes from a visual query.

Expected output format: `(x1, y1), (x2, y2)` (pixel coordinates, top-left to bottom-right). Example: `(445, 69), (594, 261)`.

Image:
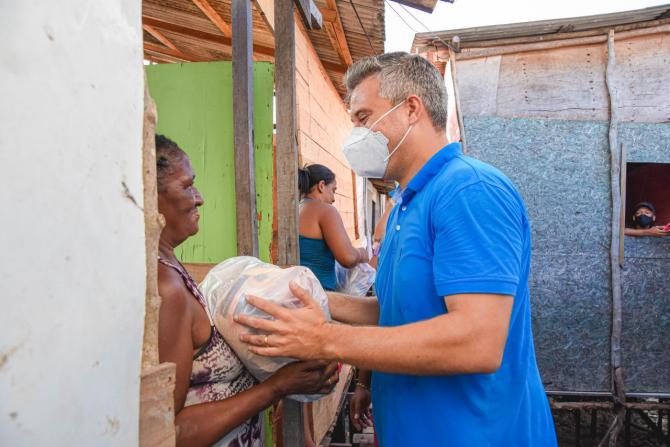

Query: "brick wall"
(295, 23), (357, 239)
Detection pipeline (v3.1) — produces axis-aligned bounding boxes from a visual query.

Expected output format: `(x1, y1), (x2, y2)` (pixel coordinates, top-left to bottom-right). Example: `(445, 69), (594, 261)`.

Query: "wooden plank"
(275, 0), (304, 443)
(313, 365), (354, 445)
(294, 0), (323, 30)
(415, 18), (670, 52)
(493, 43), (609, 122)
(139, 363), (176, 447)
(254, 0), (275, 33)
(183, 263), (216, 284)
(143, 15), (275, 59)
(453, 55), (501, 117)
(144, 41), (203, 62)
(192, 0), (232, 37)
(233, 0), (259, 258)
(619, 143), (626, 265)
(143, 24), (179, 51)
(613, 32), (670, 124)
(454, 24), (670, 61)
(448, 48), (467, 153)
(141, 75), (162, 369)
(322, 0), (353, 66)
(605, 28), (626, 447)
(389, 0), (438, 14)
(275, 0), (300, 267)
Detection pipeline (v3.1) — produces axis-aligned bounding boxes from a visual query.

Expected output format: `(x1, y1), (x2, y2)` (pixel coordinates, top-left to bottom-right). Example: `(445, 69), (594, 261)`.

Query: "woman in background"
(298, 164), (368, 291)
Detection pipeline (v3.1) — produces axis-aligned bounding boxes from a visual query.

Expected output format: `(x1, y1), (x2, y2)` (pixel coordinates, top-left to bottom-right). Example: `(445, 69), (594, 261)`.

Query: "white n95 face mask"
(343, 100), (413, 179)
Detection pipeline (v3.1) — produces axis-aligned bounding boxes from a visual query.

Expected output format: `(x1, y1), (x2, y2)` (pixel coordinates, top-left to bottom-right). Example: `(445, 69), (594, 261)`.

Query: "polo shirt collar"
(401, 142), (461, 205)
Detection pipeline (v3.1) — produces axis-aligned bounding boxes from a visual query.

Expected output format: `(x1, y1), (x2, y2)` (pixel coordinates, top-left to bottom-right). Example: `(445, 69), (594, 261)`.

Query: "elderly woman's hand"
(266, 360), (339, 398)
(235, 281), (333, 360)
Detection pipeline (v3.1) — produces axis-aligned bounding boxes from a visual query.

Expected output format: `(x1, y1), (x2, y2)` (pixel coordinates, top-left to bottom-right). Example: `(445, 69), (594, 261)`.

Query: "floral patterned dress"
(159, 257), (264, 447)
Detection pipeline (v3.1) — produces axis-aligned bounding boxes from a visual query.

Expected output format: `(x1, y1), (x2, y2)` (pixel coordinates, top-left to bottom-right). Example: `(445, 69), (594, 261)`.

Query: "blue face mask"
(635, 214), (654, 229)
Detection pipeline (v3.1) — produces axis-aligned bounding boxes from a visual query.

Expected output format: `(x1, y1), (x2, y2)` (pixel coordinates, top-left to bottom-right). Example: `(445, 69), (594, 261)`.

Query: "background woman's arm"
(320, 205), (368, 267)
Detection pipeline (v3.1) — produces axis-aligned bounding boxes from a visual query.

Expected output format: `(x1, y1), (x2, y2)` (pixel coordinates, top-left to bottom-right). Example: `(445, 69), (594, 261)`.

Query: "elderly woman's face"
(158, 155), (204, 243)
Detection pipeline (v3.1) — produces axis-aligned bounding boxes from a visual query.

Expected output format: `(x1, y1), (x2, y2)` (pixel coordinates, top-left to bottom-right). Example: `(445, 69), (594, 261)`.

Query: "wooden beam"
(389, 0), (438, 14)
(275, 0), (304, 443)
(254, 0), (275, 33)
(320, 7), (337, 23)
(322, 0), (353, 66)
(447, 48), (466, 153)
(233, 0), (259, 257)
(144, 53), (179, 64)
(143, 24), (179, 51)
(453, 24), (670, 60)
(191, 0), (232, 37)
(605, 28), (626, 447)
(144, 41), (202, 62)
(142, 15), (275, 59)
(294, 0), (323, 30)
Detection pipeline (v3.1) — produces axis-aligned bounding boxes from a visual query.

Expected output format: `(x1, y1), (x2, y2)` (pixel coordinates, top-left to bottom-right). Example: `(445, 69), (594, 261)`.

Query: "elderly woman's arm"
(158, 278), (337, 447)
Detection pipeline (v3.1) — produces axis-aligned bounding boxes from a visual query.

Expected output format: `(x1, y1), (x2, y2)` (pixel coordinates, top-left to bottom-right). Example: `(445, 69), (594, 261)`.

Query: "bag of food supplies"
(199, 256), (332, 402)
(335, 261), (376, 296)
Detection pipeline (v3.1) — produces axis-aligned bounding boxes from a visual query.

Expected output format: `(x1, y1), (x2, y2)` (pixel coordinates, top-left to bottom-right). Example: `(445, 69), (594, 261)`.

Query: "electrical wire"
(398, 3), (457, 52)
(349, 0), (376, 53)
(385, 0), (421, 34)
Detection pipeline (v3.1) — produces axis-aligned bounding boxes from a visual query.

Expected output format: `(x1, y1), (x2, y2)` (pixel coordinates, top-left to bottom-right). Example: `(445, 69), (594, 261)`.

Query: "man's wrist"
(321, 323), (342, 361)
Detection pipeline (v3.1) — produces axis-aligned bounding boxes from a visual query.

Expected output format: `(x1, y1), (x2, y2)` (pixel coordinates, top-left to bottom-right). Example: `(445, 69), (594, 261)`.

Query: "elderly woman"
(155, 135), (338, 447)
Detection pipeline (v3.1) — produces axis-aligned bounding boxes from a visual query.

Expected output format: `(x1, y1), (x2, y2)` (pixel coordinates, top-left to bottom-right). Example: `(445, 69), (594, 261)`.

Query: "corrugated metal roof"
(142, 0), (384, 97)
(412, 4), (670, 51)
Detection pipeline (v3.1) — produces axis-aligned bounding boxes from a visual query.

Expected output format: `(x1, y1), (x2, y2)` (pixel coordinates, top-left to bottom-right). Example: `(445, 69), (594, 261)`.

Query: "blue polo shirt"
(372, 143), (556, 446)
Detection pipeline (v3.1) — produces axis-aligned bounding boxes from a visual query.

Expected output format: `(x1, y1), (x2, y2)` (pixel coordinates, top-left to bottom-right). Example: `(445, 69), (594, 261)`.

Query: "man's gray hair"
(344, 52), (447, 130)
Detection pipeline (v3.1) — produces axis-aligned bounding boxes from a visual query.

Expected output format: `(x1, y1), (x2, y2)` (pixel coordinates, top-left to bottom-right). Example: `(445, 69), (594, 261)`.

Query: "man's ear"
(406, 95), (423, 125)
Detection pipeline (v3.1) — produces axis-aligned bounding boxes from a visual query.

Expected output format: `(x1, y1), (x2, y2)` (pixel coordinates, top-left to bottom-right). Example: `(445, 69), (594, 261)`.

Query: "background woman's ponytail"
(298, 168), (311, 195)
(298, 164), (336, 196)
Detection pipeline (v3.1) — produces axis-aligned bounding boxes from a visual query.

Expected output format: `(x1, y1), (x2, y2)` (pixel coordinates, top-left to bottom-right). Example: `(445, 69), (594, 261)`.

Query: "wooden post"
(619, 143), (626, 266)
(139, 74), (176, 447)
(448, 48), (467, 153)
(275, 0), (305, 444)
(605, 28), (626, 447)
(233, 0), (259, 257)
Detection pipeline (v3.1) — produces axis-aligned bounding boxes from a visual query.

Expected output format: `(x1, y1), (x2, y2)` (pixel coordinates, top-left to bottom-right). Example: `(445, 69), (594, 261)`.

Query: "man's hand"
(235, 282), (331, 360)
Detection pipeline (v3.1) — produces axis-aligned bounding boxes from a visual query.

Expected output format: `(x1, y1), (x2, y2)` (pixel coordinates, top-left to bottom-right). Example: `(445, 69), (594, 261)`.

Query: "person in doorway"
(624, 202), (669, 238)
(155, 134), (338, 447)
(298, 164), (368, 291)
(236, 52), (557, 446)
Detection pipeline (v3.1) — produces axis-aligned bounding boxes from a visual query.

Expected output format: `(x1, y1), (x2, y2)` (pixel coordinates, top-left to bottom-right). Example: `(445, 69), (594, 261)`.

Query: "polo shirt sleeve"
(432, 181), (524, 297)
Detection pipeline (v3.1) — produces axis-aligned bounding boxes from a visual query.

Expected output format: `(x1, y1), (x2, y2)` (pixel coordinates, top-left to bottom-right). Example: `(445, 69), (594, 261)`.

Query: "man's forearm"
(320, 306), (508, 375)
(327, 292), (379, 325)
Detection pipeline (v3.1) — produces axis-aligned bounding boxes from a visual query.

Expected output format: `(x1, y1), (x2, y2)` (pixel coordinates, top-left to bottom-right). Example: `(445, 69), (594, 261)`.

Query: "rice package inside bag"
(199, 256), (332, 402)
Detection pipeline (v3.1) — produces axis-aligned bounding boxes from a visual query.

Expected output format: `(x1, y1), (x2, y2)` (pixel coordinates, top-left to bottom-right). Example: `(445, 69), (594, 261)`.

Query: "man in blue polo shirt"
(237, 52), (557, 446)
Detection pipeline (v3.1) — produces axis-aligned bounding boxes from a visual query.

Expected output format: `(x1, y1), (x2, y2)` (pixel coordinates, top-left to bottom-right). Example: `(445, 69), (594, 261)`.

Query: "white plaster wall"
(0, 1), (145, 445)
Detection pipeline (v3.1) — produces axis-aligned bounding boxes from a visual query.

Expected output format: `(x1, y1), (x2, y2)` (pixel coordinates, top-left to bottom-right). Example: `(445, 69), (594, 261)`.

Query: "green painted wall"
(146, 62), (274, 263)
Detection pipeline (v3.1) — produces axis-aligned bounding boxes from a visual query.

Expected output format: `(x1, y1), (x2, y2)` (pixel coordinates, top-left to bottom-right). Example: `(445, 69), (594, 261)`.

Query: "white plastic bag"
(199, 256), (332, 402)
(335, 262), (376, 296)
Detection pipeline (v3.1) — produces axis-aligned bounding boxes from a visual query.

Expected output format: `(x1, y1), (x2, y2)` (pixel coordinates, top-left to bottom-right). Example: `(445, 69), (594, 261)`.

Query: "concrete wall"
(453, 29), (670, 393)
(0, 1), (146, 445)
(295, 23), (357, 239)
